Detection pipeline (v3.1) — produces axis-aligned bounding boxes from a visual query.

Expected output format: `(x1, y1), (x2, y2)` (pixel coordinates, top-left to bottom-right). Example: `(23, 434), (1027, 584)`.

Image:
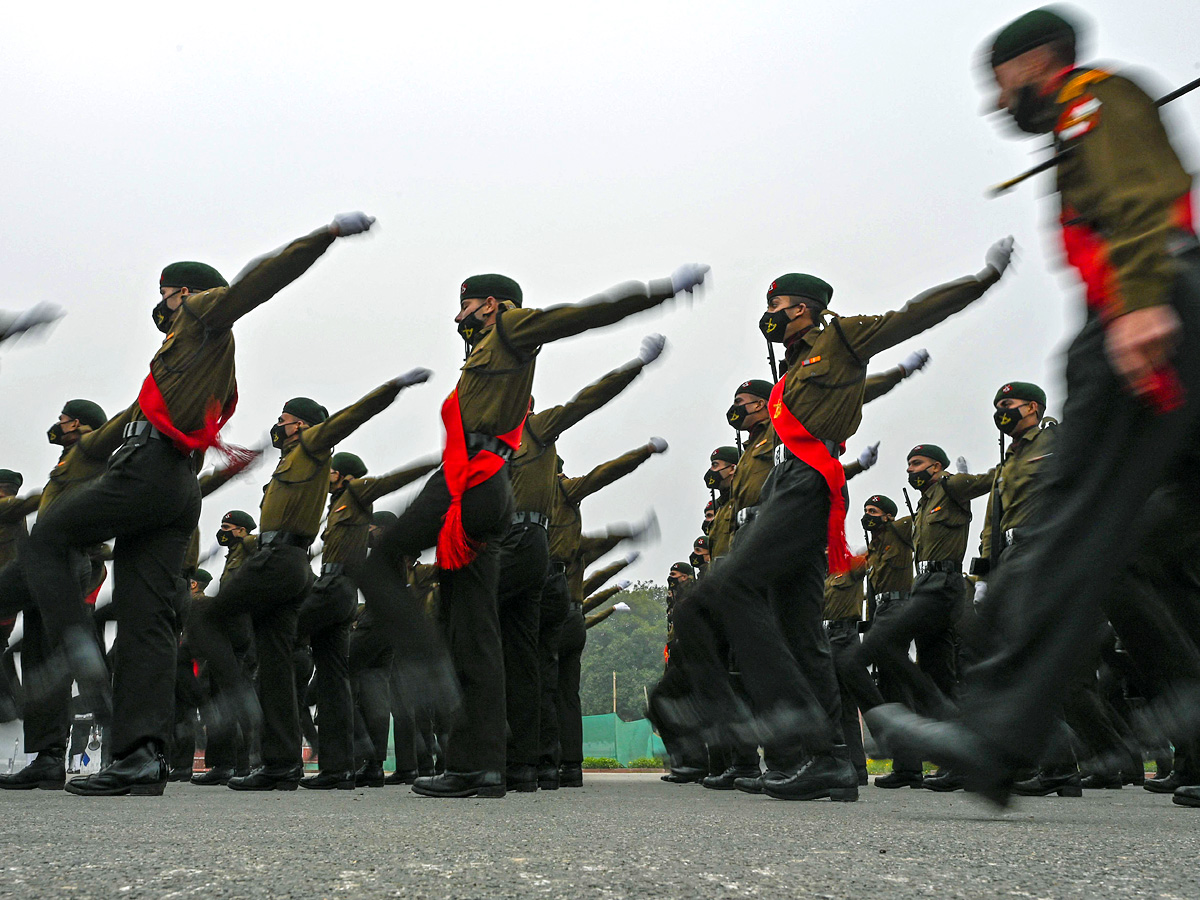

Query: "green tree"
(579, 581), (668, 720)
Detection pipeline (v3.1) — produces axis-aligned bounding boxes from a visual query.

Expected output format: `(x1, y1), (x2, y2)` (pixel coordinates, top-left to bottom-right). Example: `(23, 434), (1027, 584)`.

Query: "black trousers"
(24, 439), (201, 759)
(960, 259), (1200, 770)
(359, 466), (514, 772)
(537, 568), (569, 768)
(649, 647), (708, 771)
(496, 522), (549, 769)
(856, 571), (962, 723)
(297, 573), (359, 773)
(826, 619), (867, 771)
(192, 543), (313, 768)
(349, 626), (392, 765)
(672, 457), (841, 756)
(555, 604), (586, 767)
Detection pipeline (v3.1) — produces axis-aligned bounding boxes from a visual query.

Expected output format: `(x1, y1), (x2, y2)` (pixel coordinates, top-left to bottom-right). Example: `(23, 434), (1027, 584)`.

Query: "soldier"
(689, 538), (709, 574)
(194, 376), (429, 792)
(502, 336), (665, 791)
(665, 243), (1012, 803)
(296, 451), (436, 790)
(700, 500), (716, 537)
(703, 447), (739, 560)
(168, 568), (212, 781)
(25, 212), (377, 797)
(654, 562), (707, 783)
(876, 9), (1200, 810)
(0, 400), (126, 792)
(822, 558), (870, 785)
(359, 265), (706, 799)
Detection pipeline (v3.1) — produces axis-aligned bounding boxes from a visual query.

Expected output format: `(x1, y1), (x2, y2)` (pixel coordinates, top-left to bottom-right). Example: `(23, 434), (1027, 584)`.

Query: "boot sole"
(537, 782), (560, 791)
(228, 781), (299, 792)
(1172, 793), (1200, 808)
(411, 784), (506, 799)
(0, 780), (65, 791)
(766, 785), (859, 802)
(65, 781), (167, 797)
(1011, 786), (1082, 797)
(507, 782), (538, 793)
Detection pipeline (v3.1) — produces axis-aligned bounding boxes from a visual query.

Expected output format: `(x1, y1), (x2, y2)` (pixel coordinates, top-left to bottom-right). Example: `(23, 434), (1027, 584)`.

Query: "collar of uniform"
(783, 325), (820, 365)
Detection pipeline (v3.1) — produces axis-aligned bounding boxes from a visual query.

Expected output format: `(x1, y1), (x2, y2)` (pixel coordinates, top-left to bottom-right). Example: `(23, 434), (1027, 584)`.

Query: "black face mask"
(701, 519), (713, 535)
(667, 575), (684, 589)
(993, 404), (1029, 436)
(216, 529), (240, 547)
(270, 422), (293, 449)
(1010, 84), (1059, 135)
(758, 309), (793, 344)
(861, 513), (885, 532)
(456, 308), (486, 345)
(703, 469), (724, 490)
(47, 422), (70, 445)
(689, 552), (705, 569)
(330, 481), (347, 499)
(908, 468), (934, 492)
(726, 402), (757, 431)
(152, 297), (176, 333)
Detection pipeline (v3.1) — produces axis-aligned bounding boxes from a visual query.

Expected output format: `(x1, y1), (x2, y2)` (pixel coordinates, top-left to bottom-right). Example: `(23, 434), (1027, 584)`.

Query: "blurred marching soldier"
(874, 9), (1200, 809)
(502, 336), (665, 791)
(663, 243), (1012, 803)
(652, 562), (705, 783)
(168, 569), (213, 781)
(582, 552), (638, 599)
(359, 265), (707, 799)
(822, 559), (870, 785)
(24, 212), (377, 797)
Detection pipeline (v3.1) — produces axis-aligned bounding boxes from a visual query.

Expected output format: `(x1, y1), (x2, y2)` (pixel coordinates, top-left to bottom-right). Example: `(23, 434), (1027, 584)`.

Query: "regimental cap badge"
(460, 282), (467, 295)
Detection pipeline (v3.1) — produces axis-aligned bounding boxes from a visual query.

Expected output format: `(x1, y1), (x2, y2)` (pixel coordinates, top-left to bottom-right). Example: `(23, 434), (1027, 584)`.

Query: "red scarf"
(436, 389), (525, 570)
(137, 371), (257, 466)
(768, 376), (852, 574)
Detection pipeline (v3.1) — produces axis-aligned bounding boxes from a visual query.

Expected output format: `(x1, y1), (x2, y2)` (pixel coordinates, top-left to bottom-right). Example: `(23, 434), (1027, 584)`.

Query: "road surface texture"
(1, 773), (1196, 898)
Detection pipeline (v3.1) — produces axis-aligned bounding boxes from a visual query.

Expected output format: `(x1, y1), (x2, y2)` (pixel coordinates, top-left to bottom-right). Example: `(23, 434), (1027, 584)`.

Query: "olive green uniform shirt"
(260, 382), (402, 538)
(909, 471), (994, 566)
(708, 493), (734, 559)
(569, 531), (628, 602)
(547, 445), (653, 564)
(136, 230), (336, 435)
(220, 535), (258, 581)
(823, 560), (868, 621)
(511, 363), (643, 516)
(458, 279), (673, 437)
(728, 421), (776, 522)
(321, 461), (438, 571)
(39, 407), (137, 516)
(866, 519), (915, 597)
(581, 557), (631, 598)
(0, 495), (40, 569)
(584, 583), (623, 614)
(979, 422), (1058, 561)
(778, 273), (1001, 443)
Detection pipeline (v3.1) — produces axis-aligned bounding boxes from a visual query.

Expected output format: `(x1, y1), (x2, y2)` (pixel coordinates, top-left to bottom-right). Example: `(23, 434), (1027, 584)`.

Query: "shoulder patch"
(1056, 95), (1102, 142)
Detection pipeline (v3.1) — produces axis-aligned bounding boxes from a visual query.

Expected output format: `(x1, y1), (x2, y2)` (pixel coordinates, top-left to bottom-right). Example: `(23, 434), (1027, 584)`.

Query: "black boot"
(0, 752), (65, 791)
(356, 763), (386, 787)
(1080, 771), (1123, 789)
(506, 764), (537, 793)
(1011, 770), (1082, 797)
(167, 767), (193, 783)
(1172, 785), (1200, 808)
(65, 743), (166, 796)
(227, 764), (303, 791)
(384, 767), (417, 786)
(412, 770), (505, 798)
(559, 764), (583, 788)
(1144, 770), (1199, 794)
(923, 768), (968, 792)
(764, 746), (858, 802)
(299, 770), (355, 790)
(191, 766), (235, 786)
(660, 766), (705, 784)
(536, 764), (560, 791)
(702, 765), (760, 790)
(874, 770), (923, 789)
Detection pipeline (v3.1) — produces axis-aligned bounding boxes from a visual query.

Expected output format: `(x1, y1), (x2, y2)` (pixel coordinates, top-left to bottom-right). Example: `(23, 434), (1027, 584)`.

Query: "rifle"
(989, 75), (1200, 196)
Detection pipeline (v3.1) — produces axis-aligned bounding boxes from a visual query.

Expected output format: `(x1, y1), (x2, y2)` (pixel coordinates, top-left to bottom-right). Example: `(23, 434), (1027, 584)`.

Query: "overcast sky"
(2, 1), (1198, 591)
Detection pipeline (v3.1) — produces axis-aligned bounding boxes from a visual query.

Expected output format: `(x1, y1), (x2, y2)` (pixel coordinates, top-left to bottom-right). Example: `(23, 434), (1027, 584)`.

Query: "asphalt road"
(1, 773), (1197, 899)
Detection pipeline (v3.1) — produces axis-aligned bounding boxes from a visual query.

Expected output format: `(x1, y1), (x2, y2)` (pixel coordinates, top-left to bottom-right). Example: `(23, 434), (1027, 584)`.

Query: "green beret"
(767, 273), (833, 309)
(994, 381), (1047, 408)
(222, 510), (257, 532)
(693, 536), (709, 550)
(371, 510), (398, 528)
(461, 274), (522, 308)
(331, 451), (367, 479)
(670, 562), (695, 577)
(62, 399), (106, 431)
(192, 569), (213, 586)
(990, 7), (1076, 68)
(160, 261), (228, 292)
(704, 499), (715, 512)
(710, 446), (740, 465)
(865, 494), (898, 517)
(0, 470), (22, 489)
(282, 397), (328, 426)
(907, 444), (950, 469)
(736, 379), (774, 401)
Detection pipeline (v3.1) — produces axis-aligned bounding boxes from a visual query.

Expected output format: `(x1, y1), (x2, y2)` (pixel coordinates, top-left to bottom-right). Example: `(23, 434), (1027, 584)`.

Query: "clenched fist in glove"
(857, 442), (880, 470)
(648, 436), (669, 454)
(637, 333), (667, 366)
(390, 368), (433, 389)
(670, 263), (710, 295)
(898, 349), (930, 377)
(331, 212), (376, 237)
(979, 236), (1015, 280)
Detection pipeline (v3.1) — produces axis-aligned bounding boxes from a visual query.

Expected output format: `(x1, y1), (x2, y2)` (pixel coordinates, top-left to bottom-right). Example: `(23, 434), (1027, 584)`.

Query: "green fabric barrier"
(581, 713), (667, 765)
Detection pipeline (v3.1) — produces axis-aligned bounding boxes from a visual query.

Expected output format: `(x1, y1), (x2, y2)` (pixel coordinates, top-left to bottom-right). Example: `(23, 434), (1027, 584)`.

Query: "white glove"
(3, 302), (64, 339)
(955, 456), (969, 475)
(616, 579), (632, 591)
(973, 580), (988, 607)
(981, 236), (1015, 279)
(637, 333), (667, 366)
(391, 367), (433, 389)
(648, 436), (668, 454)
(670, 263), (710, 295)
(856, 442), (879, 470)
(331, 211), (376, 237)
(898, 349), (930, 377)
(623, 551), (641, 565)
(631, 511), (660, 543)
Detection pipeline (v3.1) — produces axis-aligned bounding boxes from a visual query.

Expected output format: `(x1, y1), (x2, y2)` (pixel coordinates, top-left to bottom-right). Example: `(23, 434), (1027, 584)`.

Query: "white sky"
(2, 1), (1198, 587)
